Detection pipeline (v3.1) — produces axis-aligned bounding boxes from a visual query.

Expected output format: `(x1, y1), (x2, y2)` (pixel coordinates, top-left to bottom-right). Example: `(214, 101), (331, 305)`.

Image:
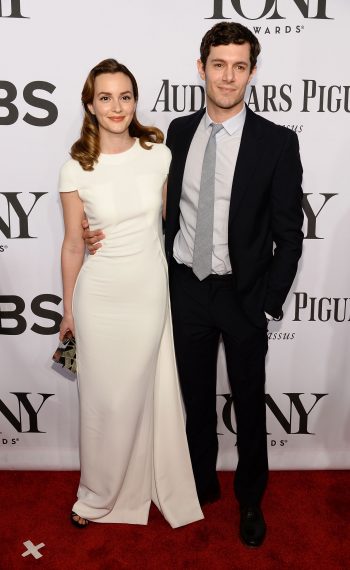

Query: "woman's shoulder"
(137, 140), (171, 176)
(58, 157), (84, 193)
(148, 141), (171, 162)
(60, 157), (82, 175)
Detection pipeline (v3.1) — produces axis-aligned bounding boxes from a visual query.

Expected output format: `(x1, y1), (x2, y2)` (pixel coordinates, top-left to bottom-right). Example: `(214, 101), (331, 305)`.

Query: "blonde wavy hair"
(71, 59), (164, 171)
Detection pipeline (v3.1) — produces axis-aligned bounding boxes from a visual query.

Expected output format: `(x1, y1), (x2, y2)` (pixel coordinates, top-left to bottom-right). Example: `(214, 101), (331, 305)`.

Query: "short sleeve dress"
(59, 140), (203, 527)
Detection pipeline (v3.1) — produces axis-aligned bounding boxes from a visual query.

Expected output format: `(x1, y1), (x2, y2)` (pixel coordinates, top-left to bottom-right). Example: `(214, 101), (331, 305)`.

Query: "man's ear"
(197, 58), (206, 81)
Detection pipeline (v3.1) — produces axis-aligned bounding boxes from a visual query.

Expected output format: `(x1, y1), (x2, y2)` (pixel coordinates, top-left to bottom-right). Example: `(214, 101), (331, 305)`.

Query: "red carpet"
(1, 470), (349, 569)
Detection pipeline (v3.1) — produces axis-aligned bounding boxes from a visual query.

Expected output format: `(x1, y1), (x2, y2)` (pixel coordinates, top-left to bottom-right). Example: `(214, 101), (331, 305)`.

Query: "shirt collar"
(205, 105), (246, 136)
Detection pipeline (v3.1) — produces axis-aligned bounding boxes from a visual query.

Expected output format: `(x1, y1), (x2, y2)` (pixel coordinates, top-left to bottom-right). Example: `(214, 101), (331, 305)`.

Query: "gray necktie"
(192, 123), (223, 281)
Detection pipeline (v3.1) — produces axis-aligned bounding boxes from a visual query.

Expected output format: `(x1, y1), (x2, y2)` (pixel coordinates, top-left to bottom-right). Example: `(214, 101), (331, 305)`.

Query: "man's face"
(197, 42), (255, 119)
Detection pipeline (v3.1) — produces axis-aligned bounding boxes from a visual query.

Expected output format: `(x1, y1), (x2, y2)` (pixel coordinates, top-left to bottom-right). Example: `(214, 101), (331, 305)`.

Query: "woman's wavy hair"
(71, 59), (164, 171)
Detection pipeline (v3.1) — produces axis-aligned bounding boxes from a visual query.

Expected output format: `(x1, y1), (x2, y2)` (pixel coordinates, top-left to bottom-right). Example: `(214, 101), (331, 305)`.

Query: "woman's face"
(88, 72), (136, 139)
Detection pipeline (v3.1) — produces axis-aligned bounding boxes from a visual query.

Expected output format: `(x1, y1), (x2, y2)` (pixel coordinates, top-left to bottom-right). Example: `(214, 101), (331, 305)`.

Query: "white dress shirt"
(173, 106), (246, 274)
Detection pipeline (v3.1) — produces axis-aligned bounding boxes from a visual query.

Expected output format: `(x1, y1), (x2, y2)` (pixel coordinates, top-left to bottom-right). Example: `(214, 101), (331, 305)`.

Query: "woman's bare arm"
(60, 191), (85, 338)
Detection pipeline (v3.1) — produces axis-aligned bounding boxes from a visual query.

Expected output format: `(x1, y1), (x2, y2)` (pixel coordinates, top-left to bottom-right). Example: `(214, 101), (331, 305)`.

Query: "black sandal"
(71, 511), (89, 528)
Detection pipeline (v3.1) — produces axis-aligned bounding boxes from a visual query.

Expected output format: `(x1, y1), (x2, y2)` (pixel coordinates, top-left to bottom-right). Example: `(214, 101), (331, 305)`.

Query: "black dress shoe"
(239, 505), (266, 547)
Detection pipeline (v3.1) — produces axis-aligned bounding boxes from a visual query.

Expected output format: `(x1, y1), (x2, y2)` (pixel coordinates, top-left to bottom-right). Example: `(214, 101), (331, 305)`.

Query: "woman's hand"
(59, 314), (75, 341)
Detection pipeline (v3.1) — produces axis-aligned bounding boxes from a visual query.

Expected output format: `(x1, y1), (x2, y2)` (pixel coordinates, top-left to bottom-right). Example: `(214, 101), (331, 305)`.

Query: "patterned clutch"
(52, 331), (77, 374)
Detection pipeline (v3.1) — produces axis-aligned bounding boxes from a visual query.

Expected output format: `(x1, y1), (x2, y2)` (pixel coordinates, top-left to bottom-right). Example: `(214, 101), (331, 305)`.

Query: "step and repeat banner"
(1, 0), (349, 470)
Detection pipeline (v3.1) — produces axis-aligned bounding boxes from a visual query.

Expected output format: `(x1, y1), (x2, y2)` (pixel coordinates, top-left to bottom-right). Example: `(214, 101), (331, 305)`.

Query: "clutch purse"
(52, 330), (77, 374)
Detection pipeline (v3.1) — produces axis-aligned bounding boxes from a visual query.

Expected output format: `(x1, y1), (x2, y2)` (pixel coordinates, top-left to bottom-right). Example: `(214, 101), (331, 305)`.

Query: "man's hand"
(82, 218), (105, 255)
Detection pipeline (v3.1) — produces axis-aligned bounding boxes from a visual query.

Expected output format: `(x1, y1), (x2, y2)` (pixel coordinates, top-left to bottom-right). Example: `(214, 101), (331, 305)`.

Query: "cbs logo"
(0, 81), (58, 126)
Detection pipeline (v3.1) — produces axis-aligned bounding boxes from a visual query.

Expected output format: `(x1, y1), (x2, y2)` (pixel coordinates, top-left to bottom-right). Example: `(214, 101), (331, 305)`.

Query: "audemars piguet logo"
(246, 82), (350, 114)
(293, 293), (350, 322)
(151, 80), (205, 113)
(152, 80), (350, 115)
(0, 0), (28, 18)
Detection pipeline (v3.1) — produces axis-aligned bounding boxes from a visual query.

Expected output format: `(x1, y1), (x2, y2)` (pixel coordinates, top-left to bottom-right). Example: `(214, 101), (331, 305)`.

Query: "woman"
(59, 59), (203, 528)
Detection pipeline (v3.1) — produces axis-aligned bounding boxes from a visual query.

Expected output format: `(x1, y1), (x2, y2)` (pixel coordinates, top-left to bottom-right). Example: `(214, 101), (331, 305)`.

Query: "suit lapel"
(228, 106), (263, 226)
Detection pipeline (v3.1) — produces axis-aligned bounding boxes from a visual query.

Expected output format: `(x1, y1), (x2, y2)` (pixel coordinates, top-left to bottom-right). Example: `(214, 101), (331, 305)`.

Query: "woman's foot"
(71, 511), (89, 528)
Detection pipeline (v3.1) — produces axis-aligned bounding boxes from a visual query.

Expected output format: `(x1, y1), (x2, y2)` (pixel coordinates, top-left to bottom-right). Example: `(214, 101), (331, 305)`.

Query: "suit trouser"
(169, 260), (269, 507)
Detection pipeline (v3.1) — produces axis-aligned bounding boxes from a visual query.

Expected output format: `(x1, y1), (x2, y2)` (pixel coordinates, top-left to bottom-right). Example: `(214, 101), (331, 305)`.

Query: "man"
(84, 22), (304, 547)
(165, 21), (303, 547)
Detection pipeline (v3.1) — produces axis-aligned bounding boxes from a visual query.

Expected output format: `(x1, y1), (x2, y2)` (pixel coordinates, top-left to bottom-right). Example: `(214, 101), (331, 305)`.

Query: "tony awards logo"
(0, 393), (54, 435)
(0, 0), (28, 18)
(219, 392), (328, 437)
(206, 0), (333, 20)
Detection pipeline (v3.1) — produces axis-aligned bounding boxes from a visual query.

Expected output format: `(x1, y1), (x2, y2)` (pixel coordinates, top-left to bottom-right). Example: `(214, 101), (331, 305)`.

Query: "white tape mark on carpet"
(21, 540), (45, 559)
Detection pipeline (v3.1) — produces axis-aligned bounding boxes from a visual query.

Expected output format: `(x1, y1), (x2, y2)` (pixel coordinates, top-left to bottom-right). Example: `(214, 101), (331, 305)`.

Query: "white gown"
(59, 140), (203, 527)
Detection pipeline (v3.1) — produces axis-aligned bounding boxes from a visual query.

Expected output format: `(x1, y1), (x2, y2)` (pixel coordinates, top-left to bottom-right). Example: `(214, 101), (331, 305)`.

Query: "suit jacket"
(165, 105), (304, 327)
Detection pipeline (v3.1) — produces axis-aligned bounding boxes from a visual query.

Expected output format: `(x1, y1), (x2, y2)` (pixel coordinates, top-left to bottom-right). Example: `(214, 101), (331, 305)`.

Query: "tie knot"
(210, 123), (223, 137)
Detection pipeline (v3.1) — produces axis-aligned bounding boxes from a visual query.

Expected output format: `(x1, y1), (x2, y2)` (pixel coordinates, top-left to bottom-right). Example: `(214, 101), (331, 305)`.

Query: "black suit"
(165, 105), (303, 506)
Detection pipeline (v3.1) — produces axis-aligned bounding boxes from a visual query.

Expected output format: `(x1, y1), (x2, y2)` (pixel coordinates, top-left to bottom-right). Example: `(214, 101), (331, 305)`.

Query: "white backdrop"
(1, 0), (349, 470)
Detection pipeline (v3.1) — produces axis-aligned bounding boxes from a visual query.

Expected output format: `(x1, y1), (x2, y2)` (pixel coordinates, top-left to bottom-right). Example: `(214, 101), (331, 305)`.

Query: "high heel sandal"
(71, 511), (89, 529)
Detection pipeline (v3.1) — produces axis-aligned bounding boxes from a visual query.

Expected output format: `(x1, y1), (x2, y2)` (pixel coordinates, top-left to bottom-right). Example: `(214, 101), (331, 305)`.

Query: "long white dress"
(59, 140), (203, 527)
